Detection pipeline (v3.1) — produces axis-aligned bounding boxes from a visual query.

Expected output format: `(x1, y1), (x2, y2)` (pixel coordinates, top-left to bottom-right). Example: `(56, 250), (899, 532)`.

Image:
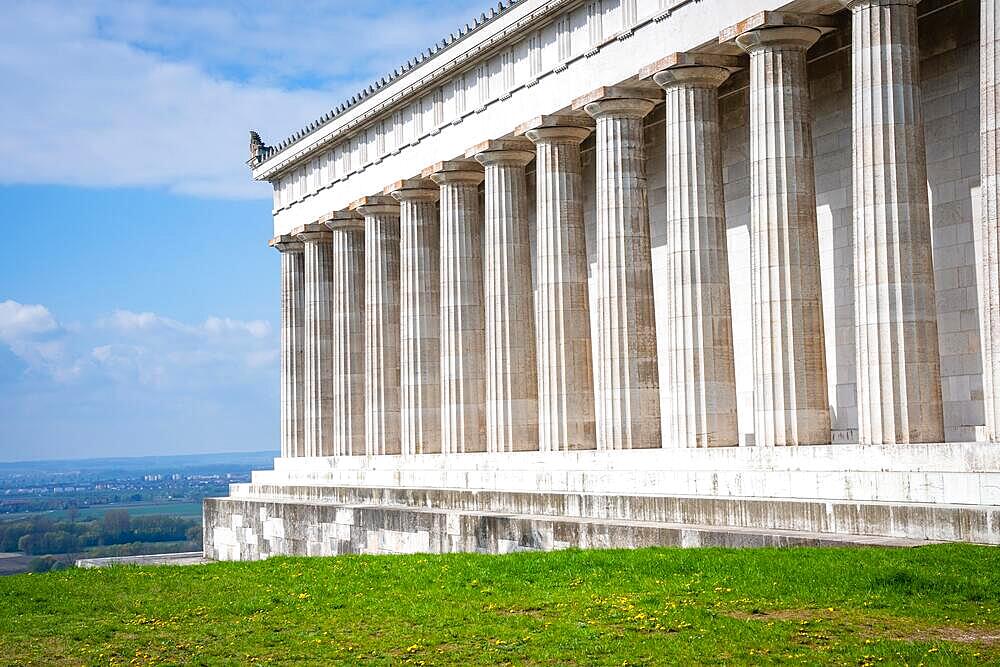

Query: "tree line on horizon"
(0, 511), (202, 556)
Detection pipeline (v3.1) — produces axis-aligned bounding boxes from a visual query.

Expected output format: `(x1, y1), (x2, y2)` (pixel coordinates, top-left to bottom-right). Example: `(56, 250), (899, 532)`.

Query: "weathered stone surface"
(580, 89), (662, 451)
(652, 62), (739, 448)
(295, 223), (336, 456)
(203, 485), (978, 561)
(733, 24), (831, 446)
(353, 196), (402, 455)
(270, 235), (305, 457)
(844, 0), (944, 444)
(390, 179), (442, 455)
(520, 115), (597, 452)
(425, 160), (487, 454)
(471, 140), (540, 452)
(323, 211), (365, 456)
(983, 0), (1000, 442)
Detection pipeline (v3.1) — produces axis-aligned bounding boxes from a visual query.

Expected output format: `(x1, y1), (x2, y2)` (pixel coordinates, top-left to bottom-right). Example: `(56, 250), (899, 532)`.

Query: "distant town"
(0, 451), (276, 574)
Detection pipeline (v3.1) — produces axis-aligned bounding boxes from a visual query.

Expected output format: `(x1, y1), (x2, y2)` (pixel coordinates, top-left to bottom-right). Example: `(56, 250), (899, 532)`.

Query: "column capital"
(319, 209), (363, 232)
(640, 52), (741, 90)
(293, 222), (333, 243)
(467, 138), (535, 168)
(516, 114), (594, 145)
(387, 178), (440, 203)
(422, 159), (484, 186)
(269, 234), (304, 253)
(350, 195), (400, 217)
(720, 11), (836, 51)
(573, 85), (660, 120)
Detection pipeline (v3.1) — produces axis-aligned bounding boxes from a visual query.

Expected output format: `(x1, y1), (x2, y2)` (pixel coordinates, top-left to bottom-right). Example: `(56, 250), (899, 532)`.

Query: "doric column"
(323, 210), (365, 456)
(731, 19), (831, 445)
(648, 54), (741, 448)
(576, 86), (662, 451)
(295, 222), (336, 456)
(839, 0), (943, 444)
(984, 0), (1000, 442)
(351, 196), (401, 456)
(469, 139), (539, 452)
(424, 160), (486, 454)
(389, 179), (442, 455)
(518, 115), (597, 451)
(270, 235), (305, 458)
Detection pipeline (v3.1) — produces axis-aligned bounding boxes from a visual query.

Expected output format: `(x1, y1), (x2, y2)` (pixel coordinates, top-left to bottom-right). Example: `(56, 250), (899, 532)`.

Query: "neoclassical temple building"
(205, 0), (1000, 559)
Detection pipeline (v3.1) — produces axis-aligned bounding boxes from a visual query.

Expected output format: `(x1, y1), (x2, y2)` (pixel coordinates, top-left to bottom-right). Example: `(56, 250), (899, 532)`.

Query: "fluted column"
(425, 160), (486, 454)
(578, 87), (661, 451)
(519, 115), (597, 451)
(470, 139), (539, 452)
(734, 24), (831, 446)
(351, 196), (401, 456)
(270, 235), (306, 458)
(984, 0), (1000, 442)
(840, 0), (943, 444)
(651, 57), (739, 448)
(295, 223), (336, 456)
(323, 210), (365, 457)
(390, 179), (442, 455)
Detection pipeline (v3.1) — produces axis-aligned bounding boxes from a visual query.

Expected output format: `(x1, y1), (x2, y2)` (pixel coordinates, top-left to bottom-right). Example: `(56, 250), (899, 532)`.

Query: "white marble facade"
(259, 0), (996, 457)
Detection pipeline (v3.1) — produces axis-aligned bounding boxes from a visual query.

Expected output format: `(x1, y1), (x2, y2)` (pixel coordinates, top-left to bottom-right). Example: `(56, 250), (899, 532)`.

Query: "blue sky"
(0, 0), (485, 461)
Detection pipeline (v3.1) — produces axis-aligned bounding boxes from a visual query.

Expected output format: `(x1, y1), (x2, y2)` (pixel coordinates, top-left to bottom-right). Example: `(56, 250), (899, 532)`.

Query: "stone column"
(518, 115), (597, 451)
(469, 139), (539, 452)
(270, 235), (306, 458)
(351, 196), (402, 456)
(840, 0), (943, 444)
(577, 86), (662, 451)
(390, 179), (442, 455)
(733, 22), (831, 445)
(295, 222), (336, 456)
(649, 54), (740, 448)
(323, 211), (366, 457)
(984, 0), (1000, 442)
(424, 160), (486, 454)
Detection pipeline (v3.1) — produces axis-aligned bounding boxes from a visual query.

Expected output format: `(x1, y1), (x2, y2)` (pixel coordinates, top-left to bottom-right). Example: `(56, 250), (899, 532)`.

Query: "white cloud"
(203, 316), (270, 338)
(2, 303), (277, 389)
(0, 300), (58, 343)
(0, 0), (488, 199)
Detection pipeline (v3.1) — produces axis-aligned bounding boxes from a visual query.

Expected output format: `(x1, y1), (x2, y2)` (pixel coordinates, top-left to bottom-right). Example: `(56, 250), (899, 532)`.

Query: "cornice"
(250, 0), (582, 182)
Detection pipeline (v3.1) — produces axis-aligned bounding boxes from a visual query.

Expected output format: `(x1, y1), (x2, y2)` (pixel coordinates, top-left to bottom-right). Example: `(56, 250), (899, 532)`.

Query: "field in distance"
(1, 545), (999, 665)
(1, 501), (204, 522)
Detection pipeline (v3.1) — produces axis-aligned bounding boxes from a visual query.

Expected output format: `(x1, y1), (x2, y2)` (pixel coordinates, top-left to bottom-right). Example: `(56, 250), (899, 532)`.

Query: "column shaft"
(427, 161), (487, 454)
(392, 180), (442, 455)
(297, 224), (336, 456)
(983, 0), (1000, 441)
(581, 90), (661, 450)
(521, 117), (597, 451)
(472, 140), (539, 452)
(326, 213), (366, 456)
(273, 237), (305, 457)
(355, 197), (402, 456)
(846, 0), (943, 444)
(653, 65), (739, 448)
(736, 26), (831, 445)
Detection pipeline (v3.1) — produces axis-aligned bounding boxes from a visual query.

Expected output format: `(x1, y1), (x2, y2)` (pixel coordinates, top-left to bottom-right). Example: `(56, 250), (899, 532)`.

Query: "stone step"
(203, 495), (939, 561)
(225, 482), (1000, 545)
(251, 448), (1000, 506)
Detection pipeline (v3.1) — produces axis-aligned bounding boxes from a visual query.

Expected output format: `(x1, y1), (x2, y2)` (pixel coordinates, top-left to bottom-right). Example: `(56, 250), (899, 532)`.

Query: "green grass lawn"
(2, 545), (999, 665)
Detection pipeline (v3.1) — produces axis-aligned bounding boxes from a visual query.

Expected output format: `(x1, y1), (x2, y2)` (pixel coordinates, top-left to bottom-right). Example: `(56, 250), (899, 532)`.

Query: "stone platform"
(203, 443), (1000, 561)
